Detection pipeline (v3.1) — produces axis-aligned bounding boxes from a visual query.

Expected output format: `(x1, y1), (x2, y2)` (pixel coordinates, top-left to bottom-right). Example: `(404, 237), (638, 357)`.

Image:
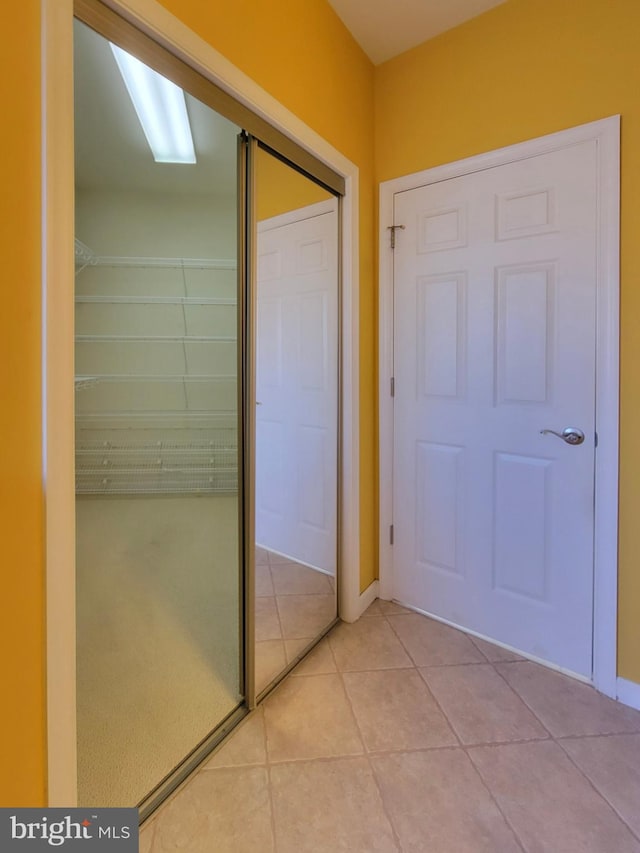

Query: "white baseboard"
(617, 677), (640, 711)
(340, 579), (379, 623)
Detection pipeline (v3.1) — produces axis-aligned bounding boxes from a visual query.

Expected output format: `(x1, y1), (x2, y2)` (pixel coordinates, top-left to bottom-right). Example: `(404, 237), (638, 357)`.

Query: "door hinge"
(387, 224), (405, 249)
(595, 431), (598, 448)
(390, 524), (394, 545)
(390, 376), (395, 397)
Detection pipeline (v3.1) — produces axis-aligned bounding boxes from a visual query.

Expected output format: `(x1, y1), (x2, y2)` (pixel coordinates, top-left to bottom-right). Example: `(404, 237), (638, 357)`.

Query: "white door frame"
(379, 116), (620, 698)
(43, 0), (361, 806)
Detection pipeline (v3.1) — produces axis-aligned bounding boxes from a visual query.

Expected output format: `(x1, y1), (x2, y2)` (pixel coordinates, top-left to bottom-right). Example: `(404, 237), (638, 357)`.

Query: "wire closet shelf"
(74, 249), (239, 496)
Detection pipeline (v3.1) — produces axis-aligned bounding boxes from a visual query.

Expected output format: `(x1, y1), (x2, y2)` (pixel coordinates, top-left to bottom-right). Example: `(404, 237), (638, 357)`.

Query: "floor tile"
(270, 562), (333, 595)
(153, 766), (274, 853)
(496, 661), (640, 736)
(289, 637), (336, 675)
(255, 547), (270, 566)
(372, 749), (521, 853)
(270, 757), (398, 853)
(284, 637), (310, 663)
(267, 552), (299, 566)
(264, 673), (363, 762)
(344, 669), (457, 751)
(276, 594), (336, 639)
(328, 616), (413, 671)
(205, 709), (266, 769)
(387, 614), (485, 666)
(469, 740), (640, 853)
(420, 664), (547, 745)
(561, 734), (640, 837)
(255, 562), (274, 597)
(255, 596), (281, 642)
(469, 635), (524, 663)
(255, 640), (287, 693)
(366, 598), (412, 616)
(139, 821), (155, 853)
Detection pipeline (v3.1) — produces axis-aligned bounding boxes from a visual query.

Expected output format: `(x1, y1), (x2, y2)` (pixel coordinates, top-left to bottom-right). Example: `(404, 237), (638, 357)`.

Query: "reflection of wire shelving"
(75, 434), (238, 495)
(74, 252), (240, 496)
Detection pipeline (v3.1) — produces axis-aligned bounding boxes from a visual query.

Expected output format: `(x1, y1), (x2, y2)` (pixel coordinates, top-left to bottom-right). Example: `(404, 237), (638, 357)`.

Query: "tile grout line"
(489, 660), (640, 739)
(490, 661), (557, 740)
(147, 603), (640, 850)
(554, 737), (640, 845)
(383, 609), (421, 667)
(261, 695), (281, 853)
(362, 609), (527, 852)
(365, 751), (405, 853)
(472, 659), (640, 848)
(332, 615), (405, 852)
(266, 555), (287, 645)
(555, 729), (640, 740)
(143, 815), (158, 853)
(463, 745), (528, 853)
(383, 612), (531, 852)
(466, 633), (493, 663)
(265, 763), (280, 853)
(384, 610), (486, 669)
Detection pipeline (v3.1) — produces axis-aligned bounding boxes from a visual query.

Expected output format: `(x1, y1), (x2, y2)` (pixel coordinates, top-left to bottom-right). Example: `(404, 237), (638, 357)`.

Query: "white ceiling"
(327, 0), (508, 64)
(74, 20), (239, 196)
(74, 2), (508, 194)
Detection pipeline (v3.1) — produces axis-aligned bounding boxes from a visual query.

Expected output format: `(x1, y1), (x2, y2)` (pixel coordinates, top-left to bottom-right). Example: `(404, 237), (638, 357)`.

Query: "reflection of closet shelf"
(76, 411), (235, 426)
(75, 374), (236, 387)
(76, 335), (236, 343)
(75, 254), (237, 271)
(75, 252), (239, 495)
(75, 434), (238, 495)
(76, 296), (236, 305)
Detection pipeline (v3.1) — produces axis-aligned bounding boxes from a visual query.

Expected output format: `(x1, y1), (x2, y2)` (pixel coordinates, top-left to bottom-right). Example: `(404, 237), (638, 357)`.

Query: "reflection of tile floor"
(255, 547), (336, 694)
(141, 601), (640, 852)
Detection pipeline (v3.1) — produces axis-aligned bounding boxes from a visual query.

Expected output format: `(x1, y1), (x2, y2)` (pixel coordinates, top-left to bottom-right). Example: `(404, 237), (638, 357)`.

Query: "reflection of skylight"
(110, 43), (196, 164)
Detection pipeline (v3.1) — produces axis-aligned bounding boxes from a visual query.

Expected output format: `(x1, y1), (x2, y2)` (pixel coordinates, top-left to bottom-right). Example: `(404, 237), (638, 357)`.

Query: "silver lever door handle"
(540, 427), (585, 445)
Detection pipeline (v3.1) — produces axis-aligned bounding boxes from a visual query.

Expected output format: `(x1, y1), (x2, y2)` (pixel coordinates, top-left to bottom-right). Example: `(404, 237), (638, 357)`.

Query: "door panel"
(256, 208), (339, 572)
(253, 149), (339, 697)
(393, 141), (597, 676)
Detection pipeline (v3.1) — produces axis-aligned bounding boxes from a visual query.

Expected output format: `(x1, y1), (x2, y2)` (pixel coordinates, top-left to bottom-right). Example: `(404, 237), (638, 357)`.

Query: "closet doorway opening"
(61, 0), (347, 818)
(74, 16), (245, 810)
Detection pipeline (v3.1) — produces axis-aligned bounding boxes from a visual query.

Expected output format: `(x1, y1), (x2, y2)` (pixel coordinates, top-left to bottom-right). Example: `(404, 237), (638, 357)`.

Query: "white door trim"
(43, 0), (361, 806)
(258, 198), (336, 232)
(379, 116), (620, 698)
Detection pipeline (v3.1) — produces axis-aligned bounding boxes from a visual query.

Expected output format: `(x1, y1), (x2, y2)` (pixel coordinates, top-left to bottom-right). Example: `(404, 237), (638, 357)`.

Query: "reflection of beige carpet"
(255, 548), (336, 693)
(76, 495), (242, 807)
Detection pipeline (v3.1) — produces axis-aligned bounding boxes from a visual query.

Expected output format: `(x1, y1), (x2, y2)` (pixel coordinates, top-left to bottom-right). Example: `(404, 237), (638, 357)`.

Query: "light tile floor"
(141, 601), (640, 852)
(255, 547), (337, 693)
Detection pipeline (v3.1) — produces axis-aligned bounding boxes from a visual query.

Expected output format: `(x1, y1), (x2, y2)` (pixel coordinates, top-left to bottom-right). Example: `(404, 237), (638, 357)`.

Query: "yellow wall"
(256, 148), (332, 221)
(157, 0), (378, 594)
(0, 0), (47, 807)
(0, 0), (374, 806)
(375, 0), (640, 683)
(9, 0), (640, 810)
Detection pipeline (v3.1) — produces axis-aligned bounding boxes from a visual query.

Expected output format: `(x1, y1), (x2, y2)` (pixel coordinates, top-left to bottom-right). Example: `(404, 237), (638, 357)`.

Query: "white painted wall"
(75, 188), (237, 258)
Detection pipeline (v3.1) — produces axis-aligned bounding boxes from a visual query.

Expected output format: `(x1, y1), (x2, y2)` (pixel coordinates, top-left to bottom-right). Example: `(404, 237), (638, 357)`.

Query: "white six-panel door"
(392, 142), (598, 677)
(256, 203), (338, 573)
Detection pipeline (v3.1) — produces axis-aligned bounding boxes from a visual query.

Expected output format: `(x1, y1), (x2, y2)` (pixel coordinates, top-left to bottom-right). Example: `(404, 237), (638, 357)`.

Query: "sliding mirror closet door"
(74, 19), (244, 807)
(254, 148), (339, 695)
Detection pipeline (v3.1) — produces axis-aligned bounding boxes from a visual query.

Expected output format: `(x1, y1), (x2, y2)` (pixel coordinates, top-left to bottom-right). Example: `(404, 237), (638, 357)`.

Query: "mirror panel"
(74, 19), (244, 806)
(254, 148), (339, 694)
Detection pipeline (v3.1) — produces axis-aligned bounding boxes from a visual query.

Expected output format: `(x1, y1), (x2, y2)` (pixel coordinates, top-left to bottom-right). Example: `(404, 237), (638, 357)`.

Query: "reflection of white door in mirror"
(256, 200), (338, 576)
